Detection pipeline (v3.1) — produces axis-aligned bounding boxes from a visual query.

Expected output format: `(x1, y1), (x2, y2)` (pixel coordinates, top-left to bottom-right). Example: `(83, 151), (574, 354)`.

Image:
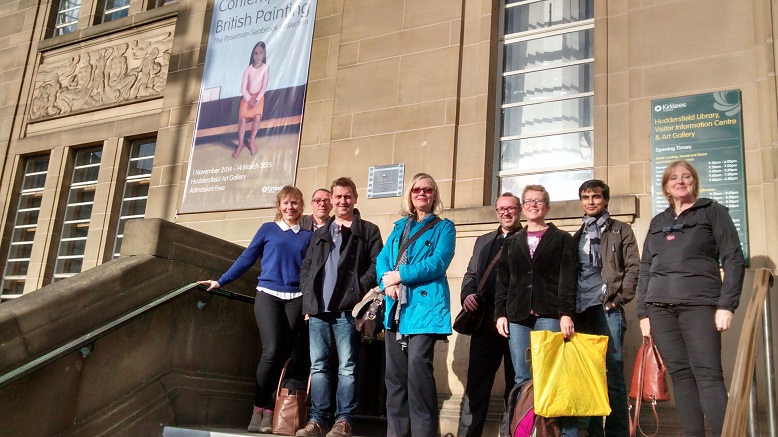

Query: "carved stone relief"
(30, 30), (173, 120)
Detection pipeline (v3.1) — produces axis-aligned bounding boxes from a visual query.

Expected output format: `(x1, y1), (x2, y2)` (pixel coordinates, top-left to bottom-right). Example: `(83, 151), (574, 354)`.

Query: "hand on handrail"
(197, 280), (220, 291)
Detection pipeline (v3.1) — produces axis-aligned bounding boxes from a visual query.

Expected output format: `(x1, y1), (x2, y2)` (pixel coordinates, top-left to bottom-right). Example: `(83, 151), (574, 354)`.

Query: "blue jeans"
(508, 318), (578, 437)
(508, 318), (560, 387)
(308, 312), (360, 426)
(575, 306), (629, 436)
(604, 306), (629, 436)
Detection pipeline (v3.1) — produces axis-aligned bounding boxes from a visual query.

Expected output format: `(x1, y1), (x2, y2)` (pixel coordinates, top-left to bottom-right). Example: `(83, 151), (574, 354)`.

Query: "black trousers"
(648, 305), (727, 437)
(253, 291), (304, 408)
(385, 331), (439, 437)
(457, 328), (514, 437)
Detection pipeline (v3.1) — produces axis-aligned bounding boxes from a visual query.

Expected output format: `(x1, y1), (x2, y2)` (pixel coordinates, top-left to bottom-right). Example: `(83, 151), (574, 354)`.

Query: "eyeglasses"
(411, 187), (434, 195)
(522, 199), (547, 206)
(495, 206), (518, 215)
(312, 198), (331, 205)
(662, 223), (685, 234)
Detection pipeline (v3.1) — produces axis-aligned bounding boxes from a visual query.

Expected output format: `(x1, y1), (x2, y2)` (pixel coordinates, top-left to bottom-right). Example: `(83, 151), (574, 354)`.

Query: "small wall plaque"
(368, 164), (404, 199)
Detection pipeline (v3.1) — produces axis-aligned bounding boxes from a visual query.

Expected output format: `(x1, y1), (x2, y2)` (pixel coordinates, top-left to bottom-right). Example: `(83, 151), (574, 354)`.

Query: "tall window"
(498, 0), (594, 200)
(102, 0), (130, 23)
(1, 157), (49, 302)
(53, 147), (102, 282)
(113, 139), (156, 258)
(54, 0), (81, 36)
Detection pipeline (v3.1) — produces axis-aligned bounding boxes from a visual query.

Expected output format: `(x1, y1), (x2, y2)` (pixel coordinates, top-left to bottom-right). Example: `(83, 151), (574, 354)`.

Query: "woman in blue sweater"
(199, 186), (313, 433)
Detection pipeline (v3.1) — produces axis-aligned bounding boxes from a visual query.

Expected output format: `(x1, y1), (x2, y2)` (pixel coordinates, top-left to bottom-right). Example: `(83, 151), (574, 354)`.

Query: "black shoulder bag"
(452, 246), (502, 335)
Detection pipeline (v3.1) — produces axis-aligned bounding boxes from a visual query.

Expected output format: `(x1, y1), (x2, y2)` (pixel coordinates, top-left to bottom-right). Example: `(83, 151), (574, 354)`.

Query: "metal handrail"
(761, 275), (777, 436)
(0, 282), (253, 389)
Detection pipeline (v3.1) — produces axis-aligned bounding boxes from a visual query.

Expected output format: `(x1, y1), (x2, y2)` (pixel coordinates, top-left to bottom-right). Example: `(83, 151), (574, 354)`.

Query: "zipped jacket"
(636, 198), (745, 319)
(573, 217), (640, 308)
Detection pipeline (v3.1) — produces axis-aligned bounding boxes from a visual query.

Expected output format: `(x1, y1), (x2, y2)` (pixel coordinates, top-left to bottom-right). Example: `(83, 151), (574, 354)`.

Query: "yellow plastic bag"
(530, 330), (611, 417)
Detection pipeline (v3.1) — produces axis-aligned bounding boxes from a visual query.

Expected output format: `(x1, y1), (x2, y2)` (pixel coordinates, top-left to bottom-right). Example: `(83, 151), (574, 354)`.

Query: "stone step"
(162, 419), (387, 437)
(163, 428), (261, 437)
(162, 427), (385, 437)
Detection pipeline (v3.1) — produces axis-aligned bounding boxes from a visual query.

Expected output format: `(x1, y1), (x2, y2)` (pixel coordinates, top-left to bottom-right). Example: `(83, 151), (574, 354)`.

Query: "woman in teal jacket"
(377, 172), (456, 437)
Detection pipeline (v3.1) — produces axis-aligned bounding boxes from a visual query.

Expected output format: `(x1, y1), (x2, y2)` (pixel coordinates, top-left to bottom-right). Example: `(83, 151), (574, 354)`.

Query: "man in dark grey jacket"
(301, 188), (332, 231)
(457, 193), (520, 437)
(572, 179), (639, 437)
(297, 177), (383, 437)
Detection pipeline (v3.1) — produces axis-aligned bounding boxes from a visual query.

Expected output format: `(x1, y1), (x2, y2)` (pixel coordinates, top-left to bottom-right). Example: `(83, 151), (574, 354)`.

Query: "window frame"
(52, 146), (103, 283)
(1, 156), (50, 301)
(53, 0), (82, 37)
(495, 0), (595, 201)
(112, 138), (156, 259)
(101, 0), (131, 23)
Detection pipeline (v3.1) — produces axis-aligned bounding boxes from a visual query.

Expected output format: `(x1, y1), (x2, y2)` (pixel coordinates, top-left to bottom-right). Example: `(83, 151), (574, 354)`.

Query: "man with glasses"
(302, 188), (333, 231)
(572, 179), (639, 436)
(457, 193), (521, 437)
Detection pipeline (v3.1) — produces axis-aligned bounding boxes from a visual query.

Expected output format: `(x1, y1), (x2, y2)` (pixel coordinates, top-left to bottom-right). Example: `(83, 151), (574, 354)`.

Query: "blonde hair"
(401, 173), (444, 217)
(274, 186), (304, 221)
(661, 159), (699, 204)
(521, 184), (550, 206)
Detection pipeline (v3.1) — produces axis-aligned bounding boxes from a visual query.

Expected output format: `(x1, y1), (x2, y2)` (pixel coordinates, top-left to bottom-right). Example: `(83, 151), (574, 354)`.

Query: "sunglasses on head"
(662, 223), (685, 234)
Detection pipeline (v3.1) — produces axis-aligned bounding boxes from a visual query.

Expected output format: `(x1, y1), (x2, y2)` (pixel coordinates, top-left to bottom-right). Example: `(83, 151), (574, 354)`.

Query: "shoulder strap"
(394, 217), (442, 268)
(475, 246), (503, 296)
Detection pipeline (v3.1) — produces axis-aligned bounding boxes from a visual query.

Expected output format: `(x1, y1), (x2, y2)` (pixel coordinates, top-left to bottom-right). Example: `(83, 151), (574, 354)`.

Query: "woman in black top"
(494, 184), (578, 436)
(637, 159), (745, 437)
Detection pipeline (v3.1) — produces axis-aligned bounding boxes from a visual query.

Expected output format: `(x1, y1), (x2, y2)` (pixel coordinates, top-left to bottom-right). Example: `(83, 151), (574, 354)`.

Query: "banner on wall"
(650, 90), (749, 262)
(180, 0), (318, 214)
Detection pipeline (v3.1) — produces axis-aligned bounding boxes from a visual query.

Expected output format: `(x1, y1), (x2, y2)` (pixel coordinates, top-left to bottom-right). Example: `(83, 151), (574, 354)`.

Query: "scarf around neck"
(583, 211), (609, 268)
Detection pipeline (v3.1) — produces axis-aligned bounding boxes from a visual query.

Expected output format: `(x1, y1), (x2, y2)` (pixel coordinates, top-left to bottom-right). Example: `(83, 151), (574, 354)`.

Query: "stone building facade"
(0, 0), (776, 433)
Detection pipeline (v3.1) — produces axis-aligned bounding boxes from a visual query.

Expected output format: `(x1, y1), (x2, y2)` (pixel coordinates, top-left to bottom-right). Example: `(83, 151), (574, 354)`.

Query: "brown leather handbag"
(272, 359), (311, 435)
(354, 287), (385, 337)
(628, 335), (669, 436)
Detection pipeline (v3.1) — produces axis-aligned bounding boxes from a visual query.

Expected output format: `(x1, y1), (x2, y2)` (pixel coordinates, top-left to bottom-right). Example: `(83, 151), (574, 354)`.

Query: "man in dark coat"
(297, 177), (383, 437)
(301, 188), (332, 231)
(457, 193), (521, 437)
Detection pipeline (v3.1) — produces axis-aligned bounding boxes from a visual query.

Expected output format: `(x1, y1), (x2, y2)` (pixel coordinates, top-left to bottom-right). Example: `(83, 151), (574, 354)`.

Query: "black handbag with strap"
(453, 246), (503, 335)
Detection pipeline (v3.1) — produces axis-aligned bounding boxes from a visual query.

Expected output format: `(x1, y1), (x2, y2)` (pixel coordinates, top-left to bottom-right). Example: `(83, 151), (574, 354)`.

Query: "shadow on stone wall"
(0, 219), (262, 436)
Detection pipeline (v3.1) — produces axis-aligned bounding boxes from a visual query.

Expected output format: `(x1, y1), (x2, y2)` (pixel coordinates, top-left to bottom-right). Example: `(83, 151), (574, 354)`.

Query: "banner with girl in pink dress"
(181, 0), (318, 213)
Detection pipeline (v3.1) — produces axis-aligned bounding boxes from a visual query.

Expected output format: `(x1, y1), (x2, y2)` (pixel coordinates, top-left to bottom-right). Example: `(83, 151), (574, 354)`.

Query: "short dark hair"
(331, 177), (357, 196)
(498, 192), (521, 205)
(311, 188), (331, 201)
(578, 179), (610, 201)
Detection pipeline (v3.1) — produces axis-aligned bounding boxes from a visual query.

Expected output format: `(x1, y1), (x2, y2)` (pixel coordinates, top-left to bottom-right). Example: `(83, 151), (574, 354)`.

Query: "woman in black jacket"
(637, 159), (745, 437)
(494, 184), (578, 436)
